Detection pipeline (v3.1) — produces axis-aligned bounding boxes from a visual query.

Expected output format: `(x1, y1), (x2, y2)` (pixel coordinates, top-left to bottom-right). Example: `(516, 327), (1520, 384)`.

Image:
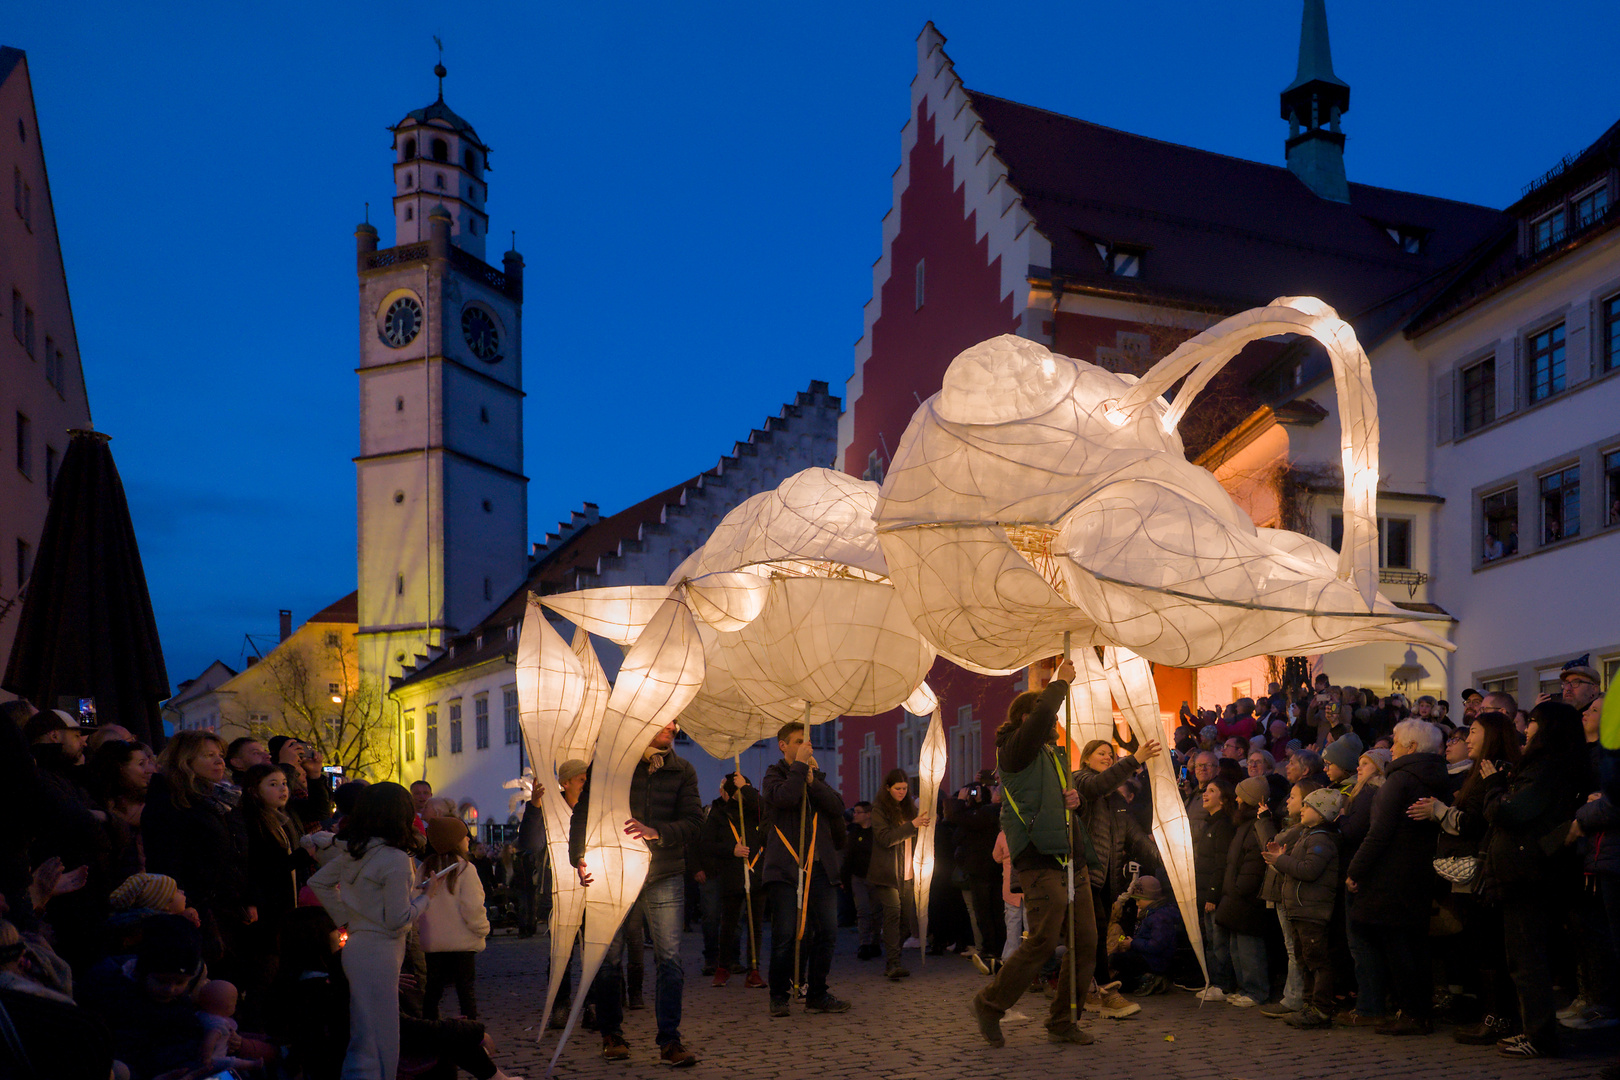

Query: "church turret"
(1280, 0), (1351, 203)
(391, 62), (491, 259)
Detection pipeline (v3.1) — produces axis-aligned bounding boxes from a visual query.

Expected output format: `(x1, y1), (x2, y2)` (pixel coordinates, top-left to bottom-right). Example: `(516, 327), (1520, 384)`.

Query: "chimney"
(279, 609), (293, 643)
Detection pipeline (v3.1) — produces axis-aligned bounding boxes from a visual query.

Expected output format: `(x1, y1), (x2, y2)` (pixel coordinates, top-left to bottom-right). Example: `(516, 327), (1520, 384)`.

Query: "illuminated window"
(503, 687), (519, 745)
(425, 707), (438, 758)
(1481, 487), (1518, 561)
(1539, 465), (1580, 543)
(474, 694), (489, 750)
(449, 700), (463, 754)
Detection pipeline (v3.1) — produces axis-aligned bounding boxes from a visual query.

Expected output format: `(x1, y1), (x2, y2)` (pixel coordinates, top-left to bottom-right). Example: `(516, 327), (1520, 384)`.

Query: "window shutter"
(1567, 301), (1592, 385)
(1434, 369), (1454, 444)
(1497, 337), (1518, 419)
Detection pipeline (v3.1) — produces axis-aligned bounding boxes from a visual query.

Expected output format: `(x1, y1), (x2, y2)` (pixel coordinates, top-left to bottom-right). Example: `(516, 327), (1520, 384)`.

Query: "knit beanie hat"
(1322, 733), (1365, 775)
(557, 759), (588, 784)
(1235, 776), (1270, 806)
(1304, 788), (1346, 822)
(109, 873), (179, 913)
(426, 815), (469, 855)
(1363, 748), (1393, 773)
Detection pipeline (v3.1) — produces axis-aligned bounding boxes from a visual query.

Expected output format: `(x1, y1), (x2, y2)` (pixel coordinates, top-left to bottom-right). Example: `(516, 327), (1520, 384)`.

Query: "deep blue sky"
(10, 2), (1619, 688)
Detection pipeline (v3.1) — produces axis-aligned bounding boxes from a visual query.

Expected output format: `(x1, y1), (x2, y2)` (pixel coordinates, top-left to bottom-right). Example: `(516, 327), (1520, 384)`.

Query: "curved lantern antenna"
(1110, 297), (1379, 608)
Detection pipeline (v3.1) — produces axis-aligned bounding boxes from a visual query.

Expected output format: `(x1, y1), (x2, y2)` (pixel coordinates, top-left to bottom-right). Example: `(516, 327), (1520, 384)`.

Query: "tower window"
(431, 138), (448, 162)
(435, 173), (445, 190)
(479, 406), (489, 423)
(482, 498), (493, 512)
(405, 174), (413, 189)
(404, 137), (417, 160)
(397, 573), (404, 595)
(404, 205), (413, 222)
(395, 396), (404, 412)
(469, 220), (476, 235)
(464, 149), (478, 171)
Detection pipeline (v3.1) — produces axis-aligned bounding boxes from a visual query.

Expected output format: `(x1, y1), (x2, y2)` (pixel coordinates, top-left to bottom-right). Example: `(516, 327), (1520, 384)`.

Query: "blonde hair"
(156, 730), (228, 808)
(1348, 752), (1385, 801)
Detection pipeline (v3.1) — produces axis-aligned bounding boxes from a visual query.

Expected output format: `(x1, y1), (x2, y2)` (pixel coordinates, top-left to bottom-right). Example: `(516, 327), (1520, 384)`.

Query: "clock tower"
(353, 63), (527, 696)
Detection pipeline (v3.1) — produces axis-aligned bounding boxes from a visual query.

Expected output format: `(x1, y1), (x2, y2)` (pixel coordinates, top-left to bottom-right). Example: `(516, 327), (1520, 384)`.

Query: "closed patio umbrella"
(3, 428), (169, 745)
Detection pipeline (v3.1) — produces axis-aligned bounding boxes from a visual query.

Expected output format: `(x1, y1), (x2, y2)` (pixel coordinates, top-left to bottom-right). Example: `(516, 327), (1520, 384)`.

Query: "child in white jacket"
(420, 816), (491, 1019)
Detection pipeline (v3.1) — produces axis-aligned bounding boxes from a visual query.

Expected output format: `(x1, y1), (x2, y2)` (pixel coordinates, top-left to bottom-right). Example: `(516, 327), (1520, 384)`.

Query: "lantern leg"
(1063, 631), (1079, 1030)
(793, 703), (812, 997)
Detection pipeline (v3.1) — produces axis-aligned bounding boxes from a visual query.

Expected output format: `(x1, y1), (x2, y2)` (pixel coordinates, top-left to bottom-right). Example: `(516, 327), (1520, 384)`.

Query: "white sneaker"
(1562, 1005), (1620, 1030)
(1195, 986), (1226, 1002)
(1555, 996), (1589, 1021)
(1227, 994), (1258, 1007)
(901, 937), (921, 949)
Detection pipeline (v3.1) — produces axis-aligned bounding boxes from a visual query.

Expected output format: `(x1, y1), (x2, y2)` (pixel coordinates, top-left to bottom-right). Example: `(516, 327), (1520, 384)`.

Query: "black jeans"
(719, 887), (763, 971)
(1501, 884), (1559, 1043)
(423, 951), (478, 1020)
(1355, 922), (1431, 1020)
(767, 864), (837, 1003)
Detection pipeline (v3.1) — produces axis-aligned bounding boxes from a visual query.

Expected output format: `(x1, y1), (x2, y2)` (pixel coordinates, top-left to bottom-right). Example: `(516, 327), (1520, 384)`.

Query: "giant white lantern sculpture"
(532, 468), (939, 1070)
(874, 296), (1454, 984)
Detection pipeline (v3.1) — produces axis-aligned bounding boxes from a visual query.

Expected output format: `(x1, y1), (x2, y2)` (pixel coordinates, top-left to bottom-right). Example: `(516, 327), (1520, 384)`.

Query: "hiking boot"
(1286, 1006), (1332, 1028)
(970, 997), (1005, 1048)
(1259, 1001), (1298, 1019)
(659, 1040), (698, 1067)
(1376, 1013), (1433, 1036)
(1334, 1010), (1384, 1028)
(769, 998), (790, 1018)
(806, 994), (851, 1013)
(1455, 1014), (1517, 1044)
(1047, 1024), (1095, 1045)
(1086, 986), (1141, 1019)
(744, 969), (765, 989)
(600, 1034), (630, 1061)
(711, 967), (731, 987)
(886, 965), (910, 980)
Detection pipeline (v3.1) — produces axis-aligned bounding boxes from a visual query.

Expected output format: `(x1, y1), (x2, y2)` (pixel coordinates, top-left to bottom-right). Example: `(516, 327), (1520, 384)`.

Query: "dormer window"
(1385, 226), (1425, 254)
(1532, 208), (1566, 253)
(1574, 183), (1611, 230)
(1094, 242), (1142, 278)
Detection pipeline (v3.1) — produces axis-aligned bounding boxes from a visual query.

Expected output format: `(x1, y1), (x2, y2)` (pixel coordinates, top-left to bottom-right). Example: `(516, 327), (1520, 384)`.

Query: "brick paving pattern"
(478, 926), (1613, 1080)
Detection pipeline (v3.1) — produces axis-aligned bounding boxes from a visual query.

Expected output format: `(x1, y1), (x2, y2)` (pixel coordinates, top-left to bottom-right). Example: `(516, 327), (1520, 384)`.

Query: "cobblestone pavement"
(476, 926), (1613, 1080)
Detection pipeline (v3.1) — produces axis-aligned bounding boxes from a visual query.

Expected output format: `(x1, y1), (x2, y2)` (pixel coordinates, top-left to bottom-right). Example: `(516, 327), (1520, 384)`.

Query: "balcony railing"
(1379, 567), (1429, 598)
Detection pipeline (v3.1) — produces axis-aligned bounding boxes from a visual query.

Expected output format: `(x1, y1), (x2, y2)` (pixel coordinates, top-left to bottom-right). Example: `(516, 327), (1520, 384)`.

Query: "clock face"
(462, 306), (500, 362)
(381, 296), (423, 348)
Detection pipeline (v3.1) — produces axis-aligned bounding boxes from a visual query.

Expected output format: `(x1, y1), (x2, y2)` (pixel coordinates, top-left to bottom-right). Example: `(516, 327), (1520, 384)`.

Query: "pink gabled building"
(0, 47), (94, 686)
(836, 17), (1505, 799)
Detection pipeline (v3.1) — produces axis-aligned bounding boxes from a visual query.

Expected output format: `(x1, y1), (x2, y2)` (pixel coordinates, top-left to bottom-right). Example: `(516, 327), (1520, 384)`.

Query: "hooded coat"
(1344, 752), (1449, 927)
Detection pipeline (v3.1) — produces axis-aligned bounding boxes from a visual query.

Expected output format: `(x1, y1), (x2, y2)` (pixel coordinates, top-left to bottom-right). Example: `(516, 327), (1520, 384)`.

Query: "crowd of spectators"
(0, 699), (527, 1080)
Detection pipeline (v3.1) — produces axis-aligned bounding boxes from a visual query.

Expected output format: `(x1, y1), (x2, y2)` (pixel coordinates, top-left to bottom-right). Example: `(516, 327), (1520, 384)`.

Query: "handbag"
(1432, 855), (1481, 885)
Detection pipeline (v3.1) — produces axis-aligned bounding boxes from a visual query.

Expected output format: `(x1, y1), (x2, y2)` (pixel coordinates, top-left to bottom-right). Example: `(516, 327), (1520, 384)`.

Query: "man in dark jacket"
(1344, 719), (1449, 1035)
(25, 709), (110, 970)
(761, 721), (849, 1017)
(701, 774), (765, 986)
(946, 774), (1004, 971)
(841, 802), (877, 959)
(570, 720), (704, 1066)
(971, 658), (1097, 1048)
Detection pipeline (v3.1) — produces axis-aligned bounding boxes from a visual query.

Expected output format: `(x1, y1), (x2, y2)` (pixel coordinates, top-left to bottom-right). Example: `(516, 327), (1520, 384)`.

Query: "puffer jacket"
(1192, 812), (1234, 909)
(1215, 816), (1268, 934)
(1117, 898), (1181, 974)
(1255, 813), (1305, 905)
(1272, 823), (1341, 923)
(417, 857), (491, 953)
(1076, 757), (1157, 892)
(568, 752), (704, 885)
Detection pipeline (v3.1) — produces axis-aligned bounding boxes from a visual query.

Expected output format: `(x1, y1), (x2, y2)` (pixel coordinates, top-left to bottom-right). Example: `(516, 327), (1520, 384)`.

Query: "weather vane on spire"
(433, 35), (446, 100)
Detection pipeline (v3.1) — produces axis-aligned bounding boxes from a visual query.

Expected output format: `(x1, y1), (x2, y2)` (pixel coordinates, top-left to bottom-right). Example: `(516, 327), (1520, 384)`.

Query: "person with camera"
(970, 657), (1097, 1048)
(945, 772), (1003, 974)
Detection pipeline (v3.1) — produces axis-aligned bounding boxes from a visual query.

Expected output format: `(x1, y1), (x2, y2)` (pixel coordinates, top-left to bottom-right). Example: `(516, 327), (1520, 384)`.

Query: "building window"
(1481, 673), (1519, 698)
(505, 624), (516, 642)
(1539, 465), (1580, 544)
(449, 700), (463, 753)
(404, 137), (417, 160)
(1094, 241), (1142, 277)
(1528, 323), (1565, 403)
(1386, 226), (1423, 254)
(425, 707), (438, 758)
(464, 149), (478, 171)
(914, 259), (924, 310)
(1574, 183), (1610, 230)
(503, 686), (519, 745)
(435, 173), (445, 190)
(1606, 449), (1620, 527)
(22, 307), (33, 357)
(15, 413), (29, 478)
(1532, 208), (1566, 252)
(404, 712), (416, 763)
(15, 539), (30, 587)
(431, 138), (448, 162)
(474, 693), (489, 750)
(897, 712), (927, 774)
(20, 183), (28, 230)
(43, 445), (55, 497)
(10, 290), (20, 344)
(1458, 354), (1496, 431)
(44, 345), (61, 393)
(11, 167), (17, 216)
(1482, 487), (1518, 561)
(949, 705), (981, 790)
(404, 205), (413, 222)
(859, 732), (882, 803)
(397, 573), (404, 595)
(1329, 514), (1413, 568)
(809, 722), (835, 751)
(325, 631), (340, 648)
(1604, 294), (1620, 376)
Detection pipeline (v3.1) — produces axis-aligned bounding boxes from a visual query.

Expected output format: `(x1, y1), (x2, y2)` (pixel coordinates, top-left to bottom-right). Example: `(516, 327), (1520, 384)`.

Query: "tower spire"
(433, 35), (446, 101)
(1280, 0), (1351, 202)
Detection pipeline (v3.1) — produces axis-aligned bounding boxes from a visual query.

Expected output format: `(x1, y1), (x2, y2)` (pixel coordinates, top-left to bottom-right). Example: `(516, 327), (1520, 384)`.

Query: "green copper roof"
(1284, 0), (1349, 94)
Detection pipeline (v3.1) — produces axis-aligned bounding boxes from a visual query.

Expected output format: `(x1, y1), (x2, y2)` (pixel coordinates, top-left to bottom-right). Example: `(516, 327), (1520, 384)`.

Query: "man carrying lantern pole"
(970, 655), (1099, 1048)
(761, 720), (853, 1018)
